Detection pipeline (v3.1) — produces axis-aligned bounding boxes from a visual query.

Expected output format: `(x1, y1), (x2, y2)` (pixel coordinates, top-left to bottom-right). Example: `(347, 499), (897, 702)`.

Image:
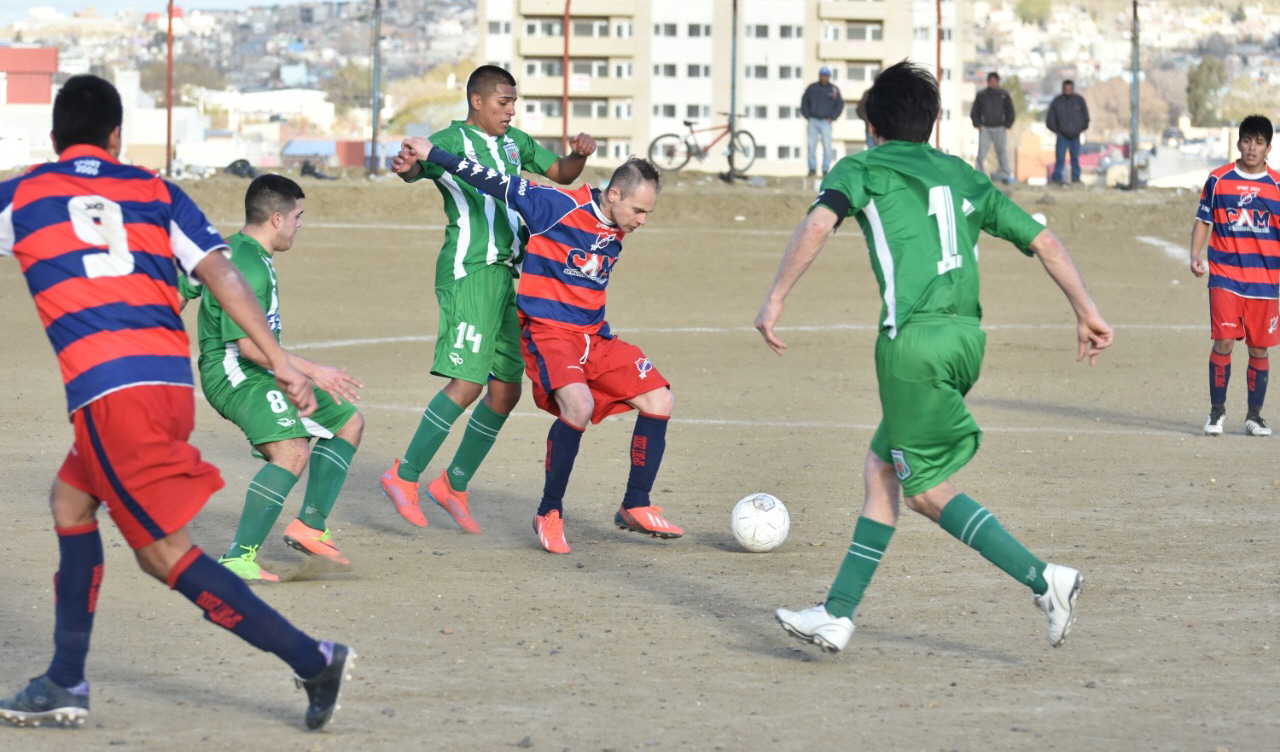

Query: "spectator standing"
(1046, 80), (1090, 184)
(969, 71), (1015, 183)
(801, 66), (845, 176)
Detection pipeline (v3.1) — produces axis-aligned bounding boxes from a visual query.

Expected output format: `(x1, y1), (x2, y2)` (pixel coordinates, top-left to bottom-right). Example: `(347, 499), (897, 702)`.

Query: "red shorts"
(58, 385), (224, 550)
(521, 321), (670, 425)
(1209, 288), (1280, 347)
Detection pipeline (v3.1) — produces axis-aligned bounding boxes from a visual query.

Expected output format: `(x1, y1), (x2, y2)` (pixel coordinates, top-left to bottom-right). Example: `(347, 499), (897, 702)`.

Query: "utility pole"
(370, 0), (383, 175)
(1128, 0), (1140, 189)
(165, 0), (174, 176)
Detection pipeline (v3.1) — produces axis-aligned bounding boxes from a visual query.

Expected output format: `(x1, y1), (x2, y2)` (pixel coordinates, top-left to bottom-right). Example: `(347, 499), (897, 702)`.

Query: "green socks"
(825, 516), (895, 619)
(446, 401), (509, 492)
(298, 437), (357, 530)
(226, 463), (298, 558)
(399, 391), (465, 482)
(939, 493), (1046, 592)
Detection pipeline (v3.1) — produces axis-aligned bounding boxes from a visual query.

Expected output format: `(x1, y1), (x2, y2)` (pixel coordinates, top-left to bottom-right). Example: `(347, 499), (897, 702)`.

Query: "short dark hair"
(52, 74), (122, 152)
(608, 157), (660, 198)
(987, 71), (1000, 83)
(863, 60), (939, 144)
(466, 65), (517, 101)
(1239, 115), (1273, 147)
(245, 174), (305, 225)
(1063, 79), (1075, 89)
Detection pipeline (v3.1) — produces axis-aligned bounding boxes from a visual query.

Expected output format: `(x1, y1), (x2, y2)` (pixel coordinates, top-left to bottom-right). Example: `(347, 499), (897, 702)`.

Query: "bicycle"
(647, 115), (757, 176)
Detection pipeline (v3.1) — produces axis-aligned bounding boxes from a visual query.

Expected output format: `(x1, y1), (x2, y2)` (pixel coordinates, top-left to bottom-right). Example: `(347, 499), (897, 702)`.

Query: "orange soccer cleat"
(533, 510), (571, 554)
(379, 459), (428, 528)
(614, 505), (684, 539)
(427, 471), (482, 534)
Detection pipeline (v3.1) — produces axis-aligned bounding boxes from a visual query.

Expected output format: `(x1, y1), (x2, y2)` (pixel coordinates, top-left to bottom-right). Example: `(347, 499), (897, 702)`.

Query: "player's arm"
(754, 205), (840, 356)
(541, 133), (597, 185)
(191, 252), (316, 415)
(1189, 219), (1212, 278)
(1027, 229), (1113, 366)
(391, 144), (425, 182)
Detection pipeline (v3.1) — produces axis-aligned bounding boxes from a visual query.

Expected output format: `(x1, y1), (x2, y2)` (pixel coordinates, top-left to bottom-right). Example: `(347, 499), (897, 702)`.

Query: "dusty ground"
(0, 167), (1276, 752)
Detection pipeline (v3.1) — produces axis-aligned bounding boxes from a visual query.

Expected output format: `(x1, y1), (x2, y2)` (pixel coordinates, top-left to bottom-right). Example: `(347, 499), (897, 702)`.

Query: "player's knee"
(338, 411), (365, 446)
(636, 387), (674, 416)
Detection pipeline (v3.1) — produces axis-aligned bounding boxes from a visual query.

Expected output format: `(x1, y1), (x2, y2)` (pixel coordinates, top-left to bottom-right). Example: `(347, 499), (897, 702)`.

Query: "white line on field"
(289, 321), (1198, 351)
(1136, 235), (1186, 261)
(355, 403), (1187, 437)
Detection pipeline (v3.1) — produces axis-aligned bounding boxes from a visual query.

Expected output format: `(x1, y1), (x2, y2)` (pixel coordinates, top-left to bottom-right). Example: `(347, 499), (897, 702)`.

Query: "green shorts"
(433, 263), (524, 384)
(205, 372), (358, 448)
(869, 317), (985, 496)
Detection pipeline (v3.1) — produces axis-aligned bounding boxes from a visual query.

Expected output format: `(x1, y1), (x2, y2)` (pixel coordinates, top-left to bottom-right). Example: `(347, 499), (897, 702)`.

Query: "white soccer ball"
(730, 493), (790, 553)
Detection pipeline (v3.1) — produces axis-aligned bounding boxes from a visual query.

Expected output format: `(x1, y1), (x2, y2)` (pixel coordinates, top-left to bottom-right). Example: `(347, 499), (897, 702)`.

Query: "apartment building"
(478, 0), (973, 176)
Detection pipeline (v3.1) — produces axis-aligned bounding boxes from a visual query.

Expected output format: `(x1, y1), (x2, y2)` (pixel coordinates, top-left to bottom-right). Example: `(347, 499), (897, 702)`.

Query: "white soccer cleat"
(776, 604), (855, 653)
(1204, 408), (1225, 436)
(1244, 415), (1272, 437)
(1034, 563), (1083, 647)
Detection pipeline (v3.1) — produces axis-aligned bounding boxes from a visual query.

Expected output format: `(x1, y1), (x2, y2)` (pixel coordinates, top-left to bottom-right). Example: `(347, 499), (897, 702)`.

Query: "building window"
(915, 26), (930, 40)
(525, 18), (563, 37)
(614, 100), (633, 119)
(745, 105), (767, 118)
(688, 23), (710, 37)
(487, 21), (510, 34)
(780, 24), (802, 39)
(744, 65), (768, 79)
(687, 64), (710, 78)
(778, 65), (802, 80)
(745, 24), (768, 39)
(778, 105), (795, 119)
(653, 63), (677, 77)
(846, 61), (881, 82)
(615, 22), (633, 38)
(846, 21), (883, 41)
(526, 99), (563, 117)
(526, 58), (564, 77)
(572, 99), (607, 118)
(611, 141), (631, 159)
(572, 59), (609, 78)
(686, 103), (710, 119)
(653, 103), (676, 118)
(573, 18), (609, 37)
(654, 22), (677, 37)
(614, 61), (633, 79)
(778, 145), (796, 159)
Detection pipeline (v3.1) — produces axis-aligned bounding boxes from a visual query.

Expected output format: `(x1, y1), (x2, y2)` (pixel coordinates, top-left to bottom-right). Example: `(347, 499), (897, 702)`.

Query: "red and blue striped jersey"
(426, 147), (623, 336)
(1196, 162), (1280, 299)
(0, 144), (229, 413)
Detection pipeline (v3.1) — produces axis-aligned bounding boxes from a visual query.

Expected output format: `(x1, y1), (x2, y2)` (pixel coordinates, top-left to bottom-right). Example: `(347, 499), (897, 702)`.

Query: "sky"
(1, 2), (298, 28)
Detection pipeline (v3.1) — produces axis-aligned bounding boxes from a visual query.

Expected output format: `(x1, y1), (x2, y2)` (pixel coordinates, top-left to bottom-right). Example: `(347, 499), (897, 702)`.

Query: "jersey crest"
(503, 140), (521, 166)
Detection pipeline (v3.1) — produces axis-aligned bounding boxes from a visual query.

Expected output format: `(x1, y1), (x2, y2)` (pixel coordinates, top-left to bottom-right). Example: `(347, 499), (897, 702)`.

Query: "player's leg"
(536, 384), (591, 554)
(0, 474), (102, 728)
(1206, 289), (1242, 434)
(429, 283), (526, 532)
(777, 446), (898, 653)
(286, 396), (363, 563)
(1240, 297), (1277, 436)
(220, 438), (306, 581)
(136, 532), (353, 729)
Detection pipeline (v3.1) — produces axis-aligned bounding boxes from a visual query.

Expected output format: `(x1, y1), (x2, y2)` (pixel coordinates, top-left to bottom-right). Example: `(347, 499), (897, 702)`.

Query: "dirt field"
(0, 168), (1276, 752)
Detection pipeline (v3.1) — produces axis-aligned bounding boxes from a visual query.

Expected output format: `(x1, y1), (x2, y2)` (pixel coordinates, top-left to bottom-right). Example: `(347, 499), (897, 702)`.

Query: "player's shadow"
(971, 395), (1194, 435)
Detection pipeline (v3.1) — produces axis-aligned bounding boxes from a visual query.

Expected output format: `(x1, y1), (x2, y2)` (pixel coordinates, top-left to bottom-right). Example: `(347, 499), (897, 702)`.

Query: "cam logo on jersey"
(564, 249), (616, 284)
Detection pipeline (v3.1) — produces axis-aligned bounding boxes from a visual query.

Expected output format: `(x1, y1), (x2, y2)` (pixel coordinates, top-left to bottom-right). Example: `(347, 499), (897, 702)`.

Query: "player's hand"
(308, 364), (363, 406)
(754, 298), (788, 355)
(273, 362), (317, 417)
(1076, 314), (1114, 366)
(1189, 256), (1207, 278)
(568, 133), (597, 157)
(400, 136), (433, 160)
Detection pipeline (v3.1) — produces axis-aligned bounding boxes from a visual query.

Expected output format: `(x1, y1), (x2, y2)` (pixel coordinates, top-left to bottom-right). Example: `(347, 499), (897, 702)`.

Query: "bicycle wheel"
(648, 133), (691, 171)
(728, 130), (757, 176)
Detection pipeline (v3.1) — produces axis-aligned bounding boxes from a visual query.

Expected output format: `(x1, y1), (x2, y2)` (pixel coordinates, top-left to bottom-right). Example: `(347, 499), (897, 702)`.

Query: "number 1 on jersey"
(454, 322), (483, 353)
(929, 185), (963, 275)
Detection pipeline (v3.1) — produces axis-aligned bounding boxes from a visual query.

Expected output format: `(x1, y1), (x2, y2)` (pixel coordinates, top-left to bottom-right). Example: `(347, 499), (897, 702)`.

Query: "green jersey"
(411, 121), (559, 285)
(817, 140), (1044, 338)
(178, 232), (280, 388)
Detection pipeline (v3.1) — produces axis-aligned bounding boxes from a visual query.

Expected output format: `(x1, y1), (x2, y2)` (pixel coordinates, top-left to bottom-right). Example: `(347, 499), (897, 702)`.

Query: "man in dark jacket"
(970, 71), (1015, 183)
(801, 66), (845, 176)
(1046, 80), (1090, 184)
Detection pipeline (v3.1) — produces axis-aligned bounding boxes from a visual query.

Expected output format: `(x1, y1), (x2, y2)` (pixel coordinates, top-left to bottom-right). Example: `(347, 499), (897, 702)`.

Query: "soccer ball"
(730, 493), (790, 553)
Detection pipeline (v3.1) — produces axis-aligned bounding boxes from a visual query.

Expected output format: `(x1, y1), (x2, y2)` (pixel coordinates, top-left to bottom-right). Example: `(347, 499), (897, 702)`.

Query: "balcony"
(818, 39), (894, 64)
(519, 76), (640, 100)
(818, 1), (900, 21)
(519, 0), (632, 16)
(519, 36), (631, 59)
